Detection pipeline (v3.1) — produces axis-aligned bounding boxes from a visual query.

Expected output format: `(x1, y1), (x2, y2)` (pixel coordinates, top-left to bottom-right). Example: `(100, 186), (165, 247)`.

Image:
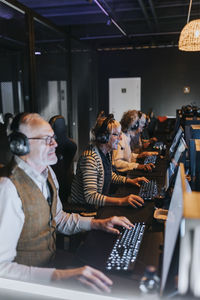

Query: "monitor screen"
(191, 124), (200, 139)
(160, 166), (183, 295)
(167, 137), (187, 189)
(169, 126), (183, 157)
(161, 163), (192, 296)
(178, 164), (200, 297)
(189, 139), (196, 179)
(189, 139), (200, 191)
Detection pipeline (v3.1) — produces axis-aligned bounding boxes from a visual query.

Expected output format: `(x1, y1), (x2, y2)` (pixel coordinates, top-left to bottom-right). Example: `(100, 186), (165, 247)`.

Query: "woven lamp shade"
(179, 19), (200, 51)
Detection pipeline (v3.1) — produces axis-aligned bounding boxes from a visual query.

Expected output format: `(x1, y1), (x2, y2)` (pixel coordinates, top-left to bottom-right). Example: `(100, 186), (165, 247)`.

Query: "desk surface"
(75, 155), (168, 299)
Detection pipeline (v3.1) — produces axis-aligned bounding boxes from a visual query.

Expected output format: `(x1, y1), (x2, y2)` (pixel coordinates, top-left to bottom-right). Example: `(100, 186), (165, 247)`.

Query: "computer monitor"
(189, 139), (200, 191)
(169, 126), (184, 158)
(190, 124), (200, 139)
(184, 119), (200, 126)
(160, 163), (192, 296)
(166, 137), (187, 190)
(183, 120), (200, 146)
(178, 163), (200, 297)
(184, 125), (191, 147)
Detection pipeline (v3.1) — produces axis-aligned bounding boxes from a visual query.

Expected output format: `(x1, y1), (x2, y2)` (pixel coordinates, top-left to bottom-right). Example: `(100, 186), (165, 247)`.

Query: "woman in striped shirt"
(70, 112), (148, 208)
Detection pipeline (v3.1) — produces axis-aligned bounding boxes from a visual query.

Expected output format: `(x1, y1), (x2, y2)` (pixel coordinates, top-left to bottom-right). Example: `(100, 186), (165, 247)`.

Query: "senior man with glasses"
(70, 111), (148, 208)
(0, 112), (138, 293)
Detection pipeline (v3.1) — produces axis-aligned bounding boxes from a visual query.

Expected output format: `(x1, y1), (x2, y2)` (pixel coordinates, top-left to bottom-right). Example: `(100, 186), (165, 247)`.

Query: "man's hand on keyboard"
(150, 137), (158, 142)
(126, 176), (149, 187)
(91, 216), (134, 235)
(137, 163), (155, 171)
(52, 266), (113, 293)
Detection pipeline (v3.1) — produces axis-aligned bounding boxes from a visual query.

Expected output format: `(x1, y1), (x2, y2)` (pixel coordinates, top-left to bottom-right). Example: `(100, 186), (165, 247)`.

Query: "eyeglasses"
(112, 132), (122, 137)
(28, 134), (57, 145)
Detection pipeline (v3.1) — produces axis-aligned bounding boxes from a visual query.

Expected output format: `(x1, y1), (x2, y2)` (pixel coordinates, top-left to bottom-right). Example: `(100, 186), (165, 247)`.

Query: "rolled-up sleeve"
(112, 146), (139, 172)
(55, 198), (92, 235)
(49, 165), (93, 233)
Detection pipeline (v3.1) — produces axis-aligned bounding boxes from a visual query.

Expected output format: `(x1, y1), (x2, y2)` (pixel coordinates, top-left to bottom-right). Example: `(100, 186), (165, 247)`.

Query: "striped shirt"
(71, 145), (126, 207)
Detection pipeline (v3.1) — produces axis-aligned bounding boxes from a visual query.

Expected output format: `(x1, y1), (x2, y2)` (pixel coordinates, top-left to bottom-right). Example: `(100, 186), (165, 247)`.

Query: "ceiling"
(15, 0), (200, 49)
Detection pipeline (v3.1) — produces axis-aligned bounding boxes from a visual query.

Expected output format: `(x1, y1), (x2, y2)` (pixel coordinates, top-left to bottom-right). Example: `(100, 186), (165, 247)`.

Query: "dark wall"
(71, 46), (200, 154)
(71, 50), (98, 156)
(98, 47), (200, 117)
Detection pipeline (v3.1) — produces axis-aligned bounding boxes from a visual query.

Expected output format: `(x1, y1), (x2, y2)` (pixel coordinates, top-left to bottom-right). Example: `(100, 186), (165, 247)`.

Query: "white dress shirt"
(112, 132), (139, 172)
(0, 156), (92, 283)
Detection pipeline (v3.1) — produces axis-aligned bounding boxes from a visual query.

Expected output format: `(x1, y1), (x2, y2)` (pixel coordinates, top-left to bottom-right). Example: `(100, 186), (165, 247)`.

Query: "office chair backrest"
(49, 115), (77, 208)
(0, 113), (13, 165)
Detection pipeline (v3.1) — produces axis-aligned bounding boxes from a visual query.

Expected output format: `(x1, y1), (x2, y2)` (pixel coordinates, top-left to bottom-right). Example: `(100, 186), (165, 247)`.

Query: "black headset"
(196, 107), (200, 117)
(8, 112), (30, 156)
(95, 113), (115, 144)
(182, 105), (194, 117)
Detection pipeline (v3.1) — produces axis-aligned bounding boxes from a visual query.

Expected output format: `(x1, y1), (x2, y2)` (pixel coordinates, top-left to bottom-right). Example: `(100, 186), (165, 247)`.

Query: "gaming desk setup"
(75, 109), (200, 299)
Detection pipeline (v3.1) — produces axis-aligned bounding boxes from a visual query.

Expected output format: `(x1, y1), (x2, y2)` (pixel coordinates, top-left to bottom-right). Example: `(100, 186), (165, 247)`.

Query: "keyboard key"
(144, 155), (157, 165)
(139, 180), (158, 200)
(105, 223), (146, 271)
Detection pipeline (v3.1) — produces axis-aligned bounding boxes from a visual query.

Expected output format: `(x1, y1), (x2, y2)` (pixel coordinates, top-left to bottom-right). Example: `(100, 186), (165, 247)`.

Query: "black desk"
(128, 155), (169, 182)
(76, 204), (163, 299)
(75, 156), (168, 299)
(76, 152), (170, 298)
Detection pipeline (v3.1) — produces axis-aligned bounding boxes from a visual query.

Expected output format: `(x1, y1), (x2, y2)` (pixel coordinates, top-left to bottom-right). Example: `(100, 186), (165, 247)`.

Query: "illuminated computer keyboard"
(105, 222), (146, 271)
(144, 155), (157, 165)
(139, 180), (158, 200)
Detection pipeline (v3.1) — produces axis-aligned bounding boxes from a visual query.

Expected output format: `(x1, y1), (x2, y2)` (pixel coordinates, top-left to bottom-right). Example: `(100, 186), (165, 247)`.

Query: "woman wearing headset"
(112, 110), (158, 173)
(70, 111), (148, 208)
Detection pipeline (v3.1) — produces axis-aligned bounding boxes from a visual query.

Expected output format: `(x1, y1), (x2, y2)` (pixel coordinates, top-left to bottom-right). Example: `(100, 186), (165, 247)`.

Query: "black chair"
(49, 115), (96, 252)
(0, 113), (13, 166)
(49, 115), (96, 214)
(49, 115), (77, 211)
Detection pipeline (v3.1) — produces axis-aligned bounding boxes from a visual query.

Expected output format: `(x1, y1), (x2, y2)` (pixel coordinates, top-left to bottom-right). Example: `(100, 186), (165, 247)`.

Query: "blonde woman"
(113, 110), (158, 173)
(71, 112), (148, 208)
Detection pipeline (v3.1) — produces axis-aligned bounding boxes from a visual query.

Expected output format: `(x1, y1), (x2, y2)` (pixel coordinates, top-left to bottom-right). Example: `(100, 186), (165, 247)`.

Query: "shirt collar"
(14, 156), (48, 184)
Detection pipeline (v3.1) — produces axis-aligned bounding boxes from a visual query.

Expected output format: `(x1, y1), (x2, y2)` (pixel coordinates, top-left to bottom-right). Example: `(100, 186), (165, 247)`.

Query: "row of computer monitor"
(160, 122), (200, 297)
(161, 163), (200, 298)
(168, 121), (200, 191)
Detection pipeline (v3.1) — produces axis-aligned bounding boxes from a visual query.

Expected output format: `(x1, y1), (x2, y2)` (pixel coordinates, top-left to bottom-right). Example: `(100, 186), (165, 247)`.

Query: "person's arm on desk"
(137, 151), (159, 158)
(110, 174), (148, 207)
(52, 216), (134, 293)
(52, 266), (113, 293)
(91, 216), (133, 234)
(136, 163), (155, 171)
(0, 178), (132, 294)
(126, 176), (149, 187)
(104, 194), (144, 208)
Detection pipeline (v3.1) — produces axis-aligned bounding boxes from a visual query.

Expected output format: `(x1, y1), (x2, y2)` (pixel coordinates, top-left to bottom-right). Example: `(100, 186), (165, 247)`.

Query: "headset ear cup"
(8, 132), (30, 156)
(96, 132), (110, 144)
(95, 113), (114, 144)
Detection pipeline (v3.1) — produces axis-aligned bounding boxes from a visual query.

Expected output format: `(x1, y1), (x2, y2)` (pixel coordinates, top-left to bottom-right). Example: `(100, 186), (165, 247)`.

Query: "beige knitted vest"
(7, 162), (57, 267)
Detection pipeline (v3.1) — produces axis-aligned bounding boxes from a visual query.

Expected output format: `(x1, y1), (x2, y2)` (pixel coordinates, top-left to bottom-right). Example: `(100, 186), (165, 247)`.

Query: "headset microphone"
(119, 143), (124, 150)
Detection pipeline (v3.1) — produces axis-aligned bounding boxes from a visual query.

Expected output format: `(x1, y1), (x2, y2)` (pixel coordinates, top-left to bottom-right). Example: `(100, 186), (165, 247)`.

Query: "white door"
(109, 77), (141, 122)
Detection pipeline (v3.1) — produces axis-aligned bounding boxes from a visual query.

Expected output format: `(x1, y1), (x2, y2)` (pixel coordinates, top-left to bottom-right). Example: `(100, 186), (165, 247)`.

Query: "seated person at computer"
(0, 112), (135, 293)
(140, 112), (158, 148)
(146, 109), (158, 139)
(70, 111), (148, 208)
(131, 111), (157, 152)
(112, 110), (158, 173)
